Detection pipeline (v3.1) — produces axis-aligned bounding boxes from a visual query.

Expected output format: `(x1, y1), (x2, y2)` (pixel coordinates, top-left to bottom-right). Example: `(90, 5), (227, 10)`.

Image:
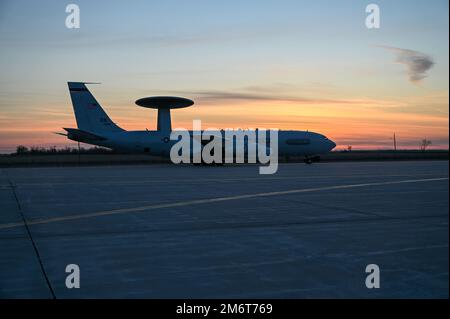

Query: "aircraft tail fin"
(67, 82), (123, 134)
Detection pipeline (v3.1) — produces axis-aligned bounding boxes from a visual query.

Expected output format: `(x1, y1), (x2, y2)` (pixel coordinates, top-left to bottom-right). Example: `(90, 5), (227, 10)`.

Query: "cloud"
(2, 23), (298, 51)
(147, 84), (409, 108)
(381, 46), (435, 84)
(160, 87), (364, 105)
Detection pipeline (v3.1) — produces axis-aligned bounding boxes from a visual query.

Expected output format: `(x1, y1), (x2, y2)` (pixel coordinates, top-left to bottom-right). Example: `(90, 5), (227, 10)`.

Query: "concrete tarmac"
(0, 161), (448, 298)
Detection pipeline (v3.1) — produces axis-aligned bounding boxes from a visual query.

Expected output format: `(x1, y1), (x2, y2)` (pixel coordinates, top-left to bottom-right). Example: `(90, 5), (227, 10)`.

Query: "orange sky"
(0, 90), (448, 153)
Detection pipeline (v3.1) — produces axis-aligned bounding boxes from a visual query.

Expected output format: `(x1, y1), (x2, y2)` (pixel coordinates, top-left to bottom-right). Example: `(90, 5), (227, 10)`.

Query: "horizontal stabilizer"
(63, 128), (107, 143)
(53, 132), (67, 137)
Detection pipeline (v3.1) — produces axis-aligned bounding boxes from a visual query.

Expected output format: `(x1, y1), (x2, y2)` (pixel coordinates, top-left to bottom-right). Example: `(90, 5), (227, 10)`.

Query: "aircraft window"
(286, 139), (310, 145)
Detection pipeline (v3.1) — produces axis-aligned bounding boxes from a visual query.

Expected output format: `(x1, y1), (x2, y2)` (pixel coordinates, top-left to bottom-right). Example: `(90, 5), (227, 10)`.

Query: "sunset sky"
(0, 0), (448, 153)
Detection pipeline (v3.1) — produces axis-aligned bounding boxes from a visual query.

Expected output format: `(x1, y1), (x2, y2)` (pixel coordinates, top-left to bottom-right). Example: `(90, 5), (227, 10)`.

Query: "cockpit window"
(286, 139), (311, 145)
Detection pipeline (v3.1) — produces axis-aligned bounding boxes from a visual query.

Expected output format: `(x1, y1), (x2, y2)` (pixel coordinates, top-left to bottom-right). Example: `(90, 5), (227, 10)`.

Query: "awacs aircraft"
(58, 82), (336, 164)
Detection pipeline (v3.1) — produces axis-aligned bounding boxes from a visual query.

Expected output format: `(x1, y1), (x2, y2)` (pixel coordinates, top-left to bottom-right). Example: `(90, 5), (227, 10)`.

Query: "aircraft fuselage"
(69, 129), (336, 158)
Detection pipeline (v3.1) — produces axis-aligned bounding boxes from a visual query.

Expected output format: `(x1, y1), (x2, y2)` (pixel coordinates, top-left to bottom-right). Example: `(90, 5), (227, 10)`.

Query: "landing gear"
(304, 156), (320, 164)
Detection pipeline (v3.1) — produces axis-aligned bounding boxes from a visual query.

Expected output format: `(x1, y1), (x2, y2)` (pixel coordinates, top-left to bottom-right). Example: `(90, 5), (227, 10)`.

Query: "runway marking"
(0, 177), (447, 230)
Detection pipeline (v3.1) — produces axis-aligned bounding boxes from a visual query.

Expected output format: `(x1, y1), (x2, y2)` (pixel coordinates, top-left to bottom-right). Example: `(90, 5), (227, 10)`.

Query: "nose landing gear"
(304, 156), (321, 164)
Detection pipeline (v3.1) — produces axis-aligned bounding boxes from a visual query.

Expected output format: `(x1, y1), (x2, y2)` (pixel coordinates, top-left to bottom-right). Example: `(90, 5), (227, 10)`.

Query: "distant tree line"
(11, 139), (439, 156)
(13, 145), (120, 155)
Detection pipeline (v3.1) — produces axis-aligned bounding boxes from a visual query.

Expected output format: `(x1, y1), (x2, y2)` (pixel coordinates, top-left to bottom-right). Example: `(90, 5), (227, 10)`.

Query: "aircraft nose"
(328, 139), (336, 151)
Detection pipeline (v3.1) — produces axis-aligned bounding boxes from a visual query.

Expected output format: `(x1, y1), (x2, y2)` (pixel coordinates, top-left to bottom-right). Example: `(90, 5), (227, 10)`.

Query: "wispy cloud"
(160, 86), (366, 105)
(184, 90), (334, 104)
(380, 46), (435, 84)
(1, 23), (298, 51)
